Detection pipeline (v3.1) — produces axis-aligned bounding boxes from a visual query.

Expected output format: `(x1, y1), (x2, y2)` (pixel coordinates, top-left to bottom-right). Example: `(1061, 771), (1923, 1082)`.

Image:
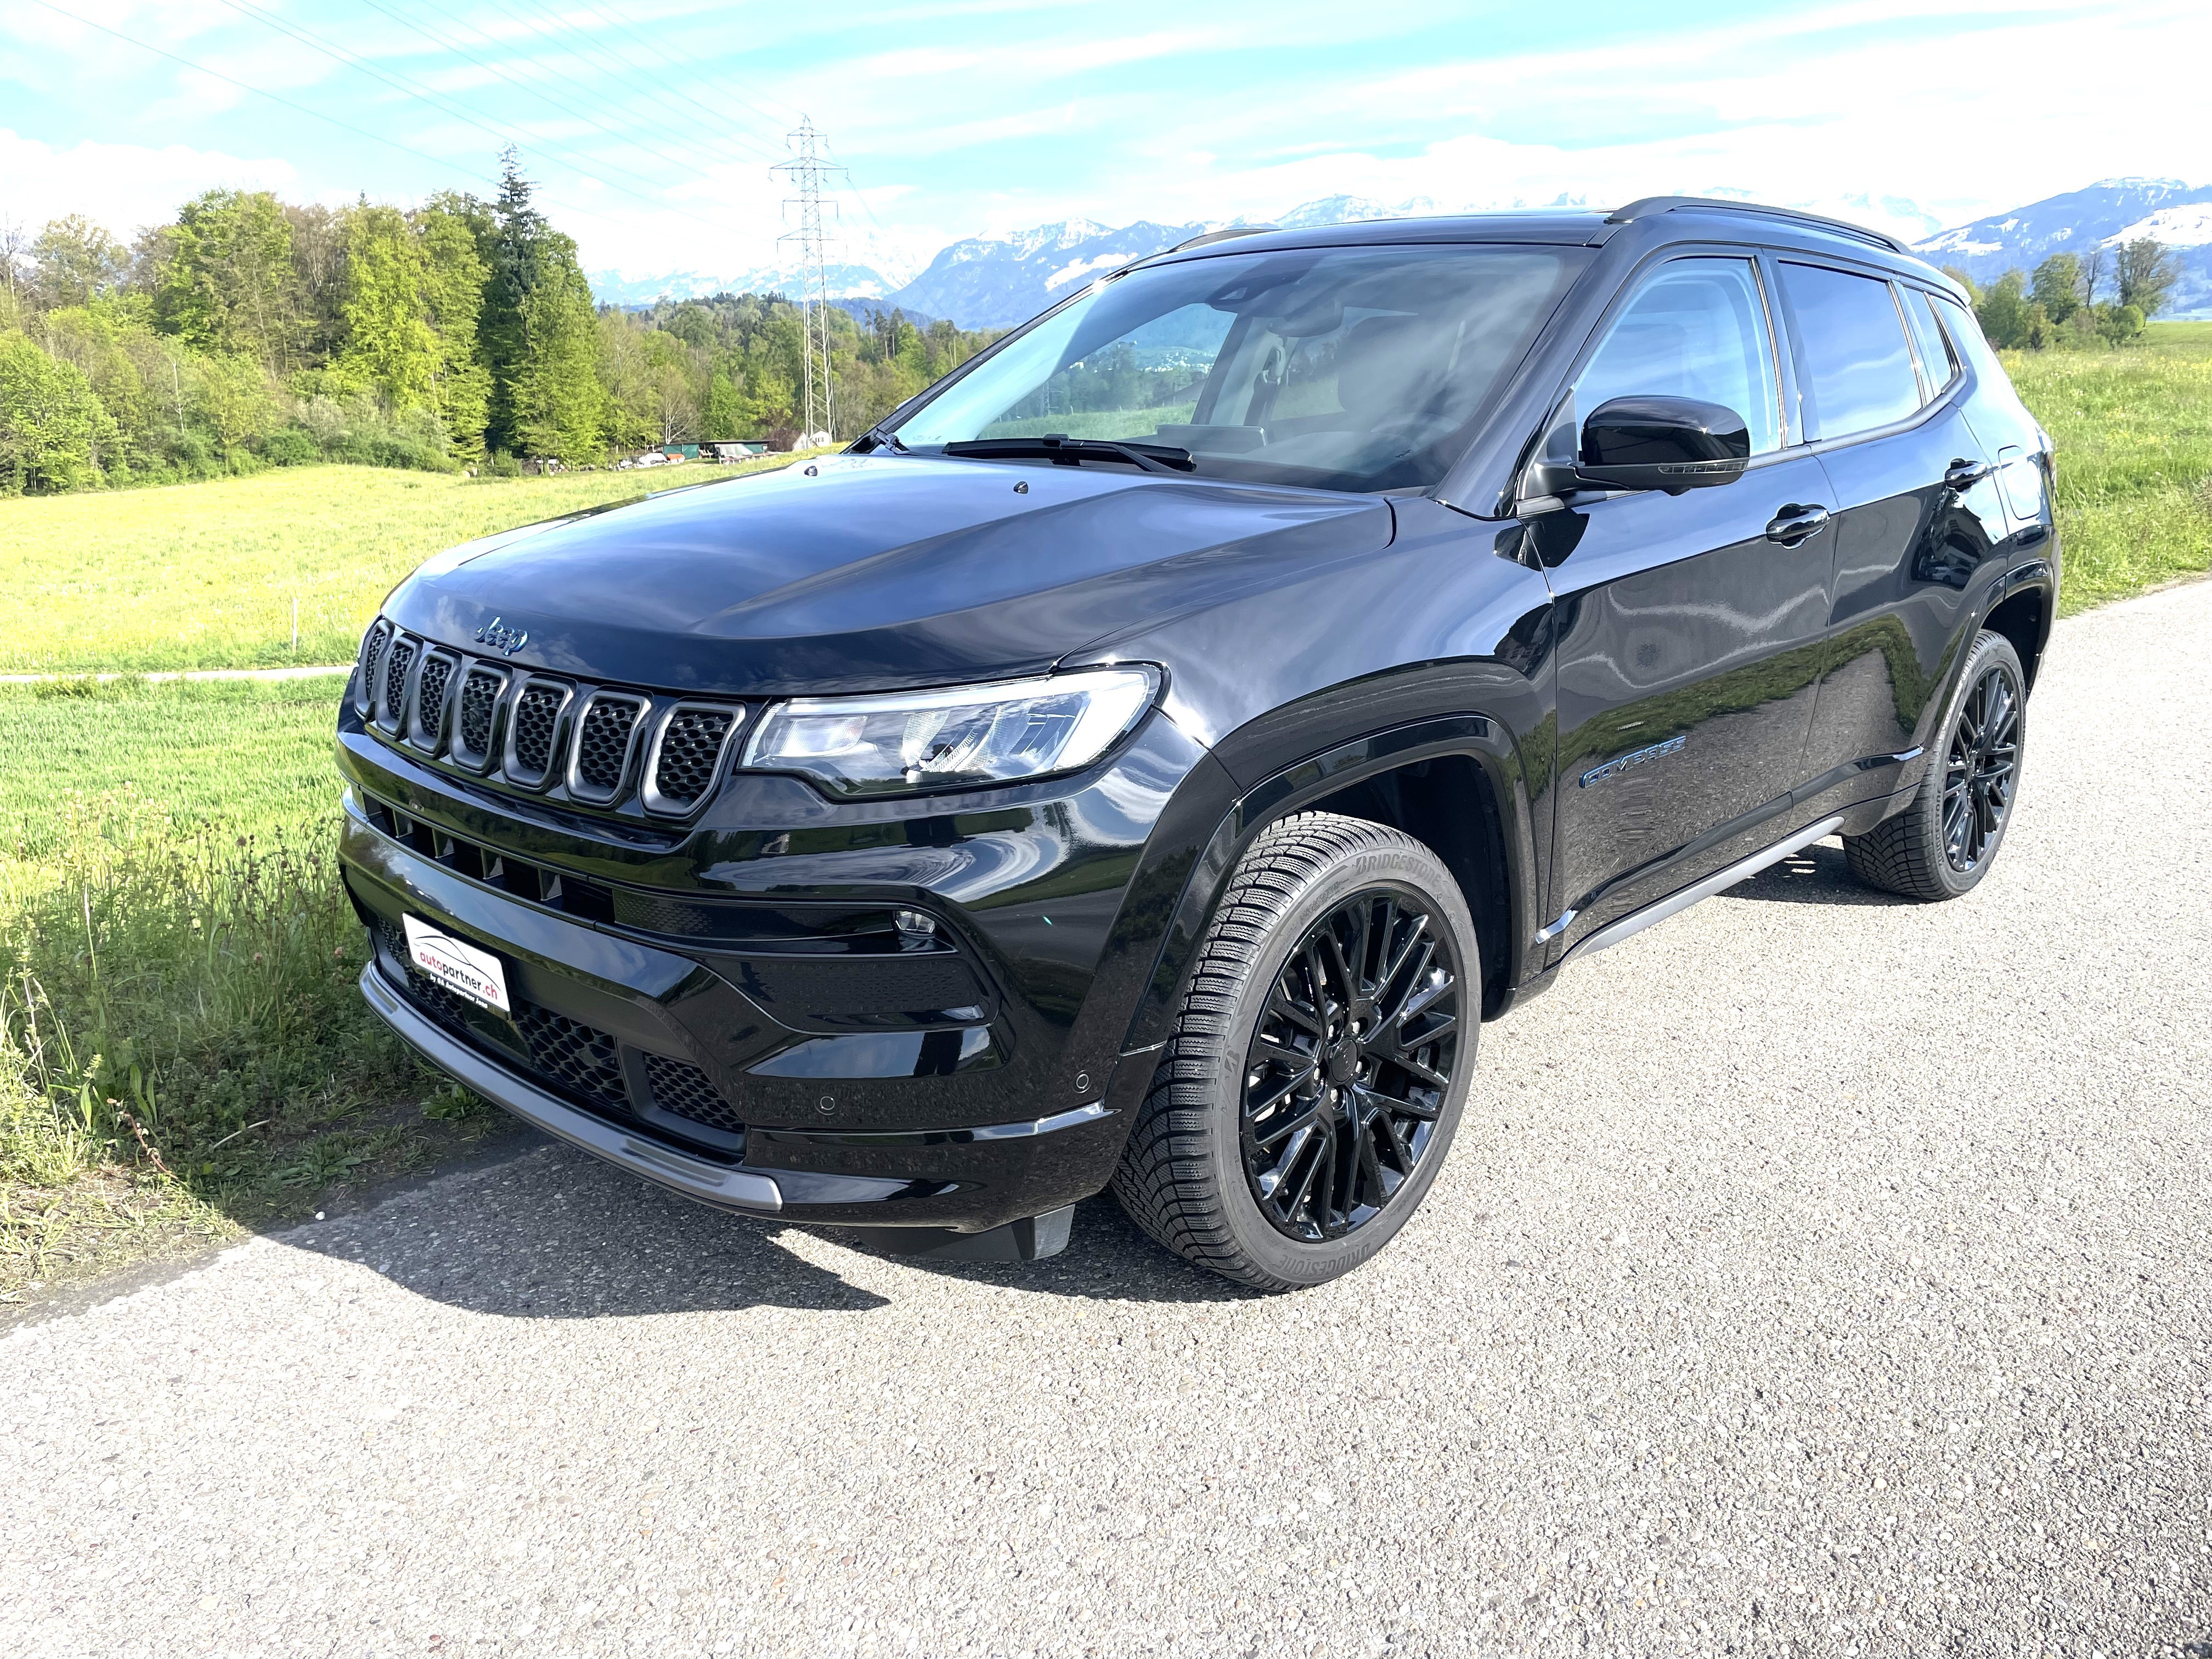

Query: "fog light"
(893, 909), (936, 939)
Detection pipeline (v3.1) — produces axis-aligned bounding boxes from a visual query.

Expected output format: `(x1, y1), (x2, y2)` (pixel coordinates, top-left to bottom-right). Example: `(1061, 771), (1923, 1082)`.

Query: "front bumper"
(338, 764), (1169, 1233)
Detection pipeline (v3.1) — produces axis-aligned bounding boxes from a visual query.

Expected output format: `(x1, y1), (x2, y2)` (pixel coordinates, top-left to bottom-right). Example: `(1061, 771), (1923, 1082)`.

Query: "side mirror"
(1577, 396), (1750, 495)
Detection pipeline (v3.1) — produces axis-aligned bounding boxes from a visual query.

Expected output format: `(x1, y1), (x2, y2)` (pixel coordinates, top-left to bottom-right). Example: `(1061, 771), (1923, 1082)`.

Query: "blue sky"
(4, 0), (2207, 282)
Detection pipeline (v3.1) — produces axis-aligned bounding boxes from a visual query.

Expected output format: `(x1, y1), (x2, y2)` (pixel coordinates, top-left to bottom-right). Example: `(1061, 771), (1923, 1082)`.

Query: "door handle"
(1764, 504), (1830, 544)
(1943, 458), (1994, 490)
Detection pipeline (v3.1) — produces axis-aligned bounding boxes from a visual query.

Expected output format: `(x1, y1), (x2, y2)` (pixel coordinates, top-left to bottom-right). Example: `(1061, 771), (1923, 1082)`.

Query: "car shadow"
(1724, 840), (1911, 906)
(281, 1134), (1251, 1318)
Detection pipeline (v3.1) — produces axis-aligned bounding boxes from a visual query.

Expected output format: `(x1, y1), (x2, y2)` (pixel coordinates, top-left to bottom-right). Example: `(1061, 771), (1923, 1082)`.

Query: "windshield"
(887, 242), (1588, 492)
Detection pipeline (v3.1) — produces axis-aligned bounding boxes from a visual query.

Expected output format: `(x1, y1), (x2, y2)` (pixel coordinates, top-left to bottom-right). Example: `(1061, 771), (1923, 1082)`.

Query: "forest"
(0, 153), (997, 494)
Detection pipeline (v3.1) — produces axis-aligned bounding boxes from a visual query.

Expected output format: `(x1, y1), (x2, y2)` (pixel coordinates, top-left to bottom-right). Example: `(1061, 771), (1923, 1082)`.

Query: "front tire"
(1110, 812), (1478, 1292)
(1844, 629), (2026, 901)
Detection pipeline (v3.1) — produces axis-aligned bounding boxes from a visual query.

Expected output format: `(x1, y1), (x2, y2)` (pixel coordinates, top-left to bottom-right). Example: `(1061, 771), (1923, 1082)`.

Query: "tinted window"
(1780, 263), (1921, 438)
(891, 244), (1588, 492)
(1574, 258), (1781, 454)
(1903, 287), (1959, 398)
(1932, 293), (2036, 427)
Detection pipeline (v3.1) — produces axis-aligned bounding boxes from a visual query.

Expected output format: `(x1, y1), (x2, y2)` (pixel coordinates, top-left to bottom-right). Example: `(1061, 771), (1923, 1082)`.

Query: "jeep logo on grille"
(472, 617), (528, 656)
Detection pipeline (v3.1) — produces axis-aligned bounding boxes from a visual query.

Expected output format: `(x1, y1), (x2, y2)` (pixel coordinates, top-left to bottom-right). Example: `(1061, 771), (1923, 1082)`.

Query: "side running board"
(1560, 815), (1844, 964)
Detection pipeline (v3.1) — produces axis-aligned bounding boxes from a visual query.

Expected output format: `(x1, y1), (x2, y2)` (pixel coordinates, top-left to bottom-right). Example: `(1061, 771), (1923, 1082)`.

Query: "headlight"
(744, 666), (1158, 798)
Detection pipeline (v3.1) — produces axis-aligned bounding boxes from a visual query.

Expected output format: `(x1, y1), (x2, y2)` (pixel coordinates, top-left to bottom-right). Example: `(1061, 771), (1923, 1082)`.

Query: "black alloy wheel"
(1240, 890), (1459, 1242)
(1111, 811), (1480, 1292)
(1942, 661), (2019, 873)
(1844, 628), (2028, 901)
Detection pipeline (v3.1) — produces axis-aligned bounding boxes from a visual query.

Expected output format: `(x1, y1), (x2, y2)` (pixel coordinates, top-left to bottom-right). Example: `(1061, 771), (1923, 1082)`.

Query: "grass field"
(0, 458), (801, 675)
(2005, 322), (2212, 613)
(0, 676), (500, 1298)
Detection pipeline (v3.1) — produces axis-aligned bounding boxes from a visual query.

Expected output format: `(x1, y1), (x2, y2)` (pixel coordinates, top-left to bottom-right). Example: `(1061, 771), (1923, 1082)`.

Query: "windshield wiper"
(940, 435), (1196, 474)
(850, 425), (910, 454)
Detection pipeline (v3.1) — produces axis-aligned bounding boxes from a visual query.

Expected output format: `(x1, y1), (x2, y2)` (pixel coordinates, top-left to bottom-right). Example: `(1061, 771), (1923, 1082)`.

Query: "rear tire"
(1844, 629), (2026, 901)
(1110, 812), (1478, 1293)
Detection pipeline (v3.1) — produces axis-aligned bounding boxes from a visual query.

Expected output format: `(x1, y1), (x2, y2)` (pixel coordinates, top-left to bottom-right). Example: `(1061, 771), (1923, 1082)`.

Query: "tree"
(285, 202), (349, 363)
(156, 190), (300, 371)
(0, 330), (115, 493)
(415, 201), (492, 459)
(480, 149), (549, 456)
(29, 215), (126, 311)
(701, 354), (744, 438)
(193, 350), (276, 463)
(2030, 253), (2081, 326)
(1974, 269), (2030, 349)
(337, 203), (437, 413)
(510, 230), (603, 461)
(2113, 238), (2180, 318)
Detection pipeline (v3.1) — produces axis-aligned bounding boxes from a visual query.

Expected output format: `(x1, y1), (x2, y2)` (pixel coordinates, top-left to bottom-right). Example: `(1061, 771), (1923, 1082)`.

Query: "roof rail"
(1604, 196), (1908, 255)
(1166, 224), (1279, 254)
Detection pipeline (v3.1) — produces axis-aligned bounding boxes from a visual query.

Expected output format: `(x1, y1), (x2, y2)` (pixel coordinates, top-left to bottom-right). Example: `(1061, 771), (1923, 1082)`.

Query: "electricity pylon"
(772, 118), (845, 444)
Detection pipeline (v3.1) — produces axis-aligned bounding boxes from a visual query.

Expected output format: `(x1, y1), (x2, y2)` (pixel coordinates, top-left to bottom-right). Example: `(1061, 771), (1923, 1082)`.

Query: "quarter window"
(1779, 262), (1921, 439)
(1903, 287), (1960, 399)
(1574, 257), (1782, 455)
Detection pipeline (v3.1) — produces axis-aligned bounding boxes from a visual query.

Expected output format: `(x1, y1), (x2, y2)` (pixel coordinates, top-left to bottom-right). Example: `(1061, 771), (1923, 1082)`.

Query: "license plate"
(402, 915), (511, 1013)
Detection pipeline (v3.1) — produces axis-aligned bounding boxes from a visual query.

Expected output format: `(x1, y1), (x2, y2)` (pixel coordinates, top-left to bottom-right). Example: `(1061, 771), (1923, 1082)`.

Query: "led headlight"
(744, 666), (1158, 798)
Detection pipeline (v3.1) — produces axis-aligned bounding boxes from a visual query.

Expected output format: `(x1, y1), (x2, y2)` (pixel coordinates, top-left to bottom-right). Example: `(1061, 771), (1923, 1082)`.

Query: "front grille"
(650, 706), (736, 810)
(351, 622), (744, 812)
(573, 695), (645, 798)
(513, 1002), (627, 1115)
(453, 666), (504, 765)
(380, 637), (417, 729)
(644, 1052), (744, 1134)
(412, 652), (456, 747)
(509, 681), (567, 779)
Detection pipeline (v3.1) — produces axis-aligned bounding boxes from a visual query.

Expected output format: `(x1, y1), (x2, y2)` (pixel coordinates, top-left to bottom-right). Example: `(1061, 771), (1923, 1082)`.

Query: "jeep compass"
(338, 198), (2056, 1290)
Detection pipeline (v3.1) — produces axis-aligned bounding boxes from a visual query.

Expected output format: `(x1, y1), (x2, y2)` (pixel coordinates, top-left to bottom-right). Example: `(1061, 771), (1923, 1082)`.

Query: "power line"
(207, 0), (736, 229)
(487, 0), (787, 166)
(548, 0), (802, 152)
(350, 0), (753, 184)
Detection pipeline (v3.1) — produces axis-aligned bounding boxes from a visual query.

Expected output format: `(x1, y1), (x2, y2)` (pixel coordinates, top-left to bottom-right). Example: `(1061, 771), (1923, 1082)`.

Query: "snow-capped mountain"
(588, 258), (902, 308)
(883, 219), (1215, 330)
(1916, 177), (2212, 315)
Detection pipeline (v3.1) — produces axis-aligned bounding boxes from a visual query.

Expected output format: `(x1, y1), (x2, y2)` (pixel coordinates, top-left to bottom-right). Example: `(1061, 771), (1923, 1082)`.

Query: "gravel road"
(8, 583), (2210, 1658)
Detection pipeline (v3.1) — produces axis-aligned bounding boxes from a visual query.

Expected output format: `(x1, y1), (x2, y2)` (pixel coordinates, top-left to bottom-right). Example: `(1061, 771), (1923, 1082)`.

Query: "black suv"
(340, 198), (2056, 1291)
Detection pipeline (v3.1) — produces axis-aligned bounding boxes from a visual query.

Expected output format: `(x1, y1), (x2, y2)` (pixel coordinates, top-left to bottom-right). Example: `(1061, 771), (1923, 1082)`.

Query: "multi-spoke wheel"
(1241, 890), (1459, 1242)
(1845, 629), (2028, 900)
(1110, 812), (1479, 1291)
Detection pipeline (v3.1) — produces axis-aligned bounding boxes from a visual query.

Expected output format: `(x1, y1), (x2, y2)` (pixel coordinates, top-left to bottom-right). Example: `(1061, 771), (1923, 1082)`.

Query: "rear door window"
(1779, 262), (1922, 439)
(1573, 257), (1782, 454)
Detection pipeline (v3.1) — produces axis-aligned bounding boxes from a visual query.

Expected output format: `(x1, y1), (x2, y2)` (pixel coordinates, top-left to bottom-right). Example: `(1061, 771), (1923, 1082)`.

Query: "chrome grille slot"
(644, 703), (740, 815)
(377, 636), (417, 731)
(355, 622), (391, 718)
(569, 692), (647, 803)
(409, 650), (458, 751)
(505, 678), (572, 786)
(451, 664), (506, 769)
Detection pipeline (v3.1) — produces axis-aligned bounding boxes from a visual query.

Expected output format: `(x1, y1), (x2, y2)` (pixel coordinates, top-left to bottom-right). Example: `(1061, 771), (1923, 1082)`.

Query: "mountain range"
(590, 177), (2212, 328)
(1914, 177), (2212, 317)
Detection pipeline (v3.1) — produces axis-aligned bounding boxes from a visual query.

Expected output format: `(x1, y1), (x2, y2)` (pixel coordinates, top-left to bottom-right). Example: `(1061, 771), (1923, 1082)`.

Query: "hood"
(383, 454), (1393, 696)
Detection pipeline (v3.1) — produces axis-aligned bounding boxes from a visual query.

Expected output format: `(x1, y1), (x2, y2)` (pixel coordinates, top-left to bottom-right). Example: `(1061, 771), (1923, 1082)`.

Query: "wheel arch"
(1118, 712), (1544, 1059)
(1982, 575), (2051, 691)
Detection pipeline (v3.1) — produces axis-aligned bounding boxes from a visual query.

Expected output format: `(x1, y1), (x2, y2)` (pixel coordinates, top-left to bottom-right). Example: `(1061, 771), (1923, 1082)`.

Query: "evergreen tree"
(511, 230), (605, 461)
(480, 150), (548, 456)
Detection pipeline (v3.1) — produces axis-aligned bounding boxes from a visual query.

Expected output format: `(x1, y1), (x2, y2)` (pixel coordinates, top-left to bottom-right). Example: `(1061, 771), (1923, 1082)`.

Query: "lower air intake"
(643, 1052), (744, 1135)
(514, 1002), (628, 1116)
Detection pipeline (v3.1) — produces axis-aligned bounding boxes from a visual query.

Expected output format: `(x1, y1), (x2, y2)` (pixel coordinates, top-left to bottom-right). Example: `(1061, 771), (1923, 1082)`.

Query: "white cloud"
(0, 129), (301, 237)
